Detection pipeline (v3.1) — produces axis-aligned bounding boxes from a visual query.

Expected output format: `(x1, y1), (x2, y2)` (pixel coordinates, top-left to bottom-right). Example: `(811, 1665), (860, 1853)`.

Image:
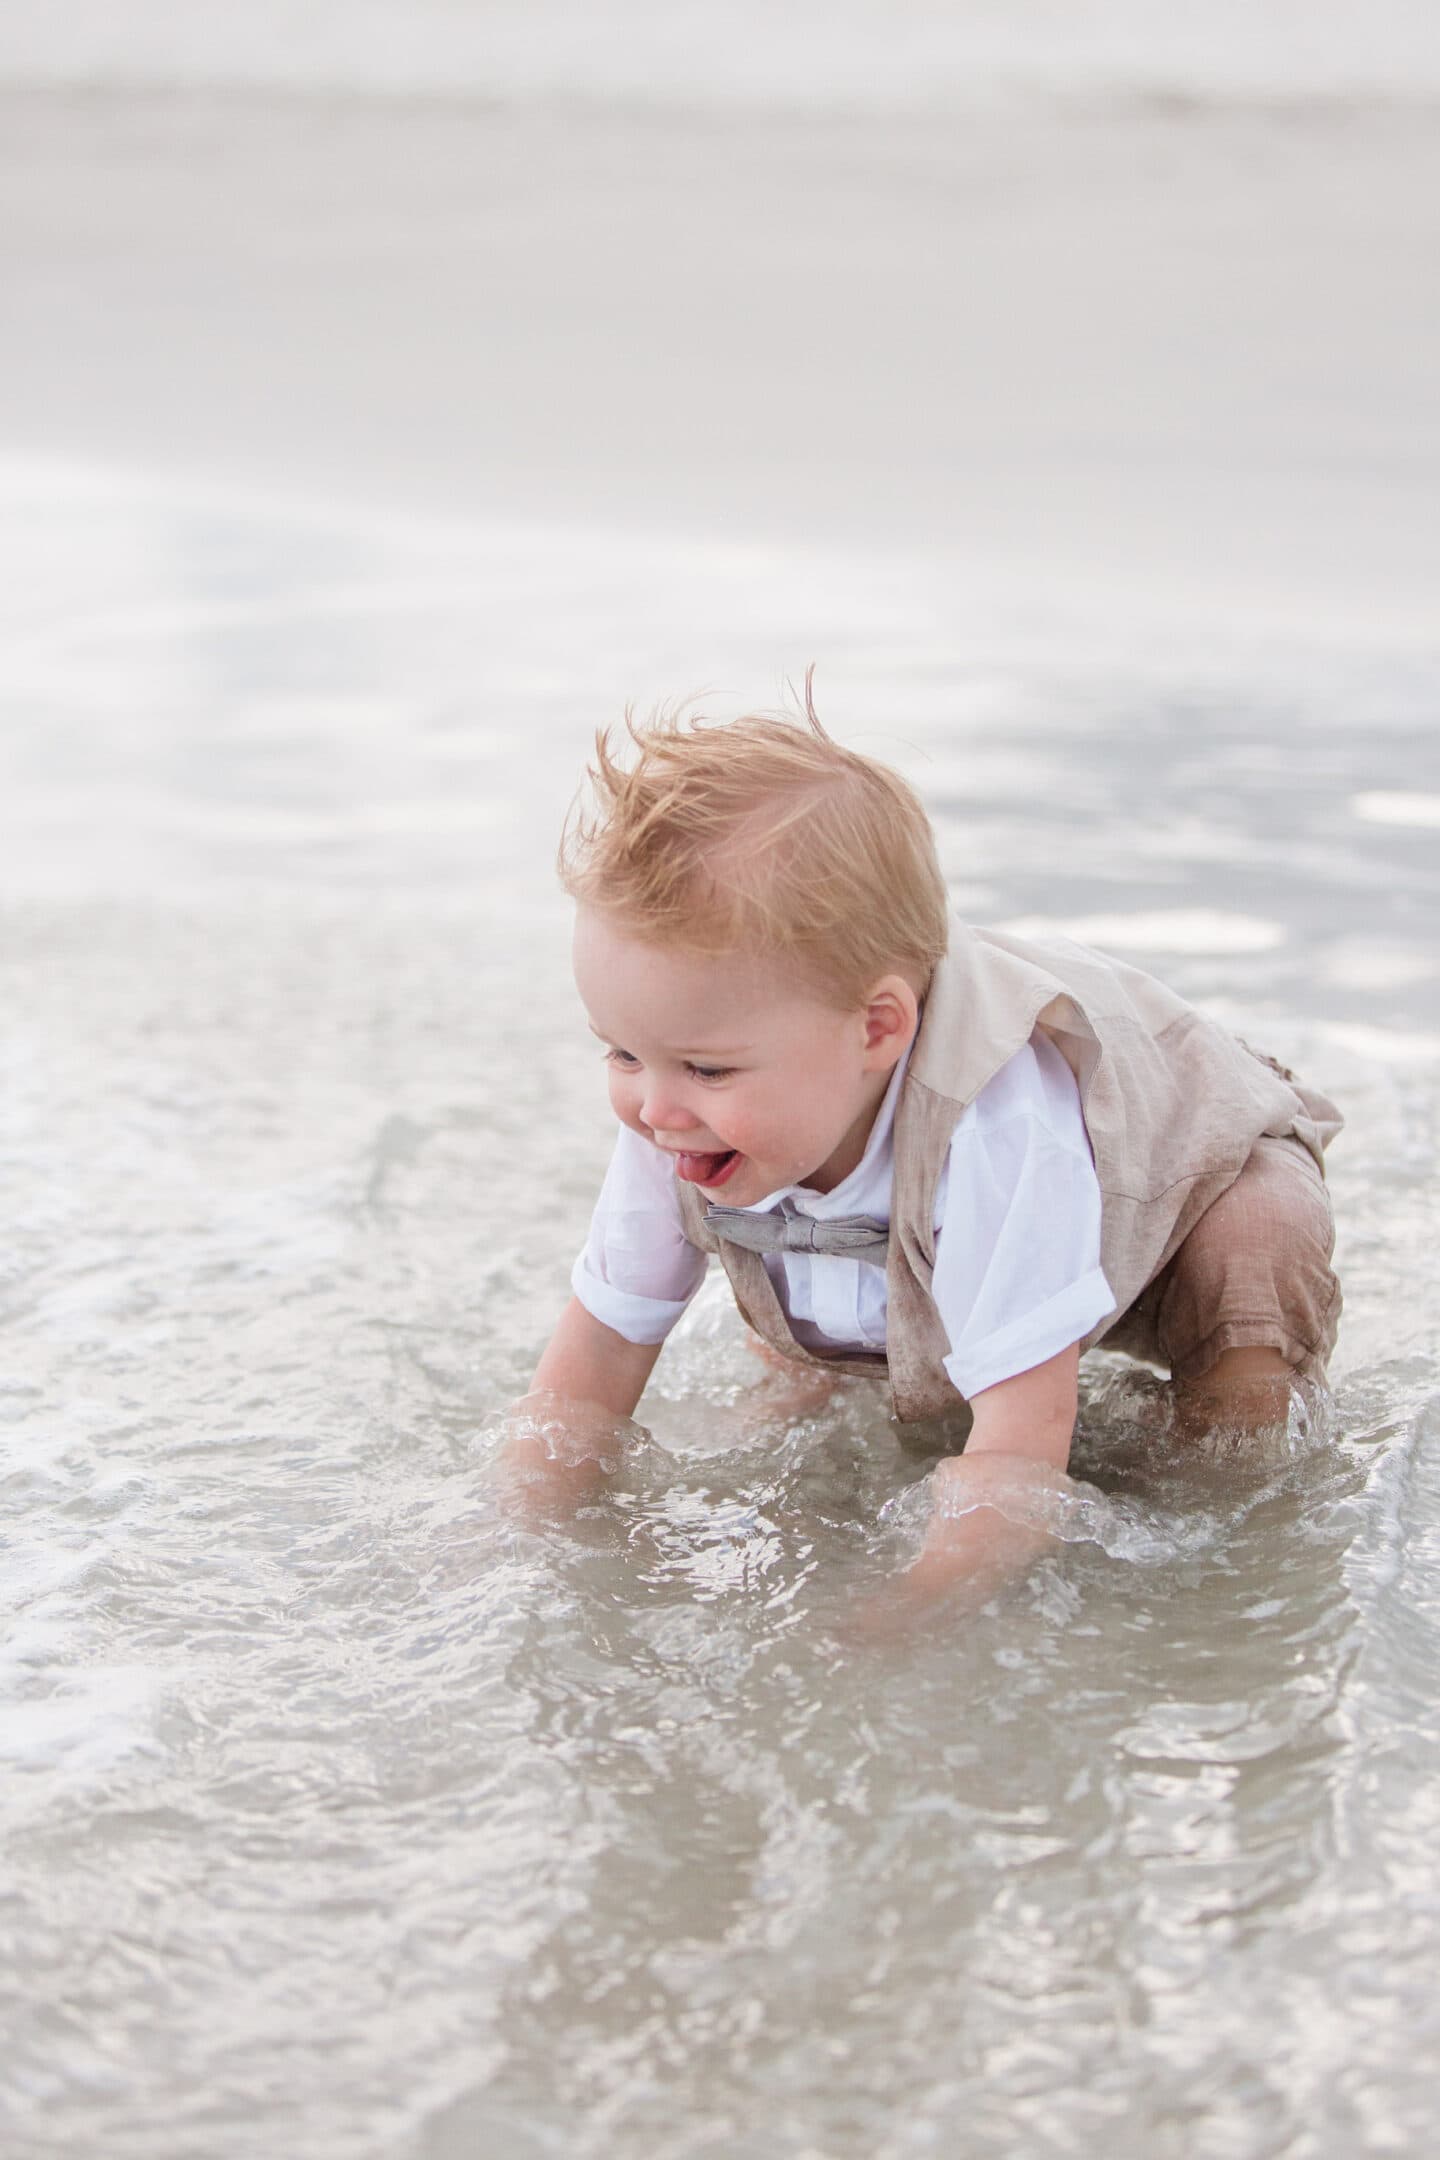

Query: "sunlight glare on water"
(2, 465), (1439, 2158)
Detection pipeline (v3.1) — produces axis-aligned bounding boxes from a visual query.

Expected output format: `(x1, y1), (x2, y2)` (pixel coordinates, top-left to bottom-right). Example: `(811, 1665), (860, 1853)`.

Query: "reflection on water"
(2, 464), (1438, 2158)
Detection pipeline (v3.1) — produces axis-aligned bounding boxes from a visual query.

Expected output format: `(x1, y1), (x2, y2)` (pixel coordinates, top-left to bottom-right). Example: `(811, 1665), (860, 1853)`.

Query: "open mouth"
(672, 1148), (741, 1188)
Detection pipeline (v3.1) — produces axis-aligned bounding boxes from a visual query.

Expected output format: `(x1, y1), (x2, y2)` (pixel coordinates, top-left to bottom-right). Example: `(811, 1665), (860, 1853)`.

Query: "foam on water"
(999, 909), (1290, 956)
(1353, 789), (1440, 828)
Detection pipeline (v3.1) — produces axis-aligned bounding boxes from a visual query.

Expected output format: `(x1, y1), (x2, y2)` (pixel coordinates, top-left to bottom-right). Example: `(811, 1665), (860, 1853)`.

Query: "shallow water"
(3, 463), (1439, 2157)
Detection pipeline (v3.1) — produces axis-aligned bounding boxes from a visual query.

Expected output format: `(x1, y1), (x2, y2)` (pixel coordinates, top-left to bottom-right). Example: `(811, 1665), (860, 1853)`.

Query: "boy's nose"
(639, 1082), (699, 1136)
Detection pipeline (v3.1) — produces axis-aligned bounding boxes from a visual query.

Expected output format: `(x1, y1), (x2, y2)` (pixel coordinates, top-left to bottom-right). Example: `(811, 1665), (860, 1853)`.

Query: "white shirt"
(571, 1032), (1116, 1399)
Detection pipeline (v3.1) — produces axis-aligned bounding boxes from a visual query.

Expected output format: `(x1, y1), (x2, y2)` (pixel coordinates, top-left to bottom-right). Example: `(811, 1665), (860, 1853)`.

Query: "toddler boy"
(514, 697), (1341, 1597)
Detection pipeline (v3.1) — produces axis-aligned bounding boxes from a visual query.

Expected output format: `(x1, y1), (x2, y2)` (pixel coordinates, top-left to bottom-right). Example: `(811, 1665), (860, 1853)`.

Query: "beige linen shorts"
(1113, 1136), (1342, 1385)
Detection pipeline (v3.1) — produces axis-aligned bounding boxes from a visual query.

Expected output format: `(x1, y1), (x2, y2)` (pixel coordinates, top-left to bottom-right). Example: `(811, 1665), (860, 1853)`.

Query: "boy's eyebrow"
(585, 1022), (752, 1056)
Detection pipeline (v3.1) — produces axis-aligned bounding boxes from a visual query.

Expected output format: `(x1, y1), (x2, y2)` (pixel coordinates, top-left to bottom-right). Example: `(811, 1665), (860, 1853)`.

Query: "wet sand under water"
(3, 84), (1440, 2160)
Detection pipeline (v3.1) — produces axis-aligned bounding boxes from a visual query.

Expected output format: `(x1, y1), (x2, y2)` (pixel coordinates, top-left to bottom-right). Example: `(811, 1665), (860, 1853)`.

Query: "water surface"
(2, 465), (1438, 2157)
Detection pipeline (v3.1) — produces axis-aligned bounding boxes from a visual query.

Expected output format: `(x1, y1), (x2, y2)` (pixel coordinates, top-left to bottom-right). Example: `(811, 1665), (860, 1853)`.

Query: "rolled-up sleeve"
(933, 1041), (1116, 1400)
(572, 1126), (710, 1345)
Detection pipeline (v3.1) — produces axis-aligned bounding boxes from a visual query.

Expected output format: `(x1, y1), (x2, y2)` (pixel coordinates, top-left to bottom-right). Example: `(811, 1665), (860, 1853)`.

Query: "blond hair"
(558, 679), (949, 1008)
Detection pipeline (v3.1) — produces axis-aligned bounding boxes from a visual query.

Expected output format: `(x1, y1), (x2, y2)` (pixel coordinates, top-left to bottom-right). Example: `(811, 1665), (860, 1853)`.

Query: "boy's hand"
(845, 1453), (1080, 1642)
(495, 1390), (641, 1521)
(498, 1296), (664, 1518)
(845, 1344), (1082, 1640)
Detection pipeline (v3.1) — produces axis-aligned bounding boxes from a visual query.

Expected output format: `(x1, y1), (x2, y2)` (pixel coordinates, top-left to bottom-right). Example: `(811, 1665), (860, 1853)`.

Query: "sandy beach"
(4, 88), (1438, 641)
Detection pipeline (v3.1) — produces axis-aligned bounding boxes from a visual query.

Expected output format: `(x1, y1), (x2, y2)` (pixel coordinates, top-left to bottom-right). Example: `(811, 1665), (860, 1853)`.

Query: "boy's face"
(573, 908), (915, 1203)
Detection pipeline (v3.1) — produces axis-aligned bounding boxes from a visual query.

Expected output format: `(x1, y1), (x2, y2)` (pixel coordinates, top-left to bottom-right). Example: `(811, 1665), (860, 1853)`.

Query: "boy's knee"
(1154, 1137), (1341, 1389)
(1170, 1343), (1298, 1439)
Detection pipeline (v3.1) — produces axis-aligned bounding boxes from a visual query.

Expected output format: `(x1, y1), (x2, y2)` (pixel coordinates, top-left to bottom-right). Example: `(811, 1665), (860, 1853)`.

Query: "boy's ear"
(861, 975), (919, 1068)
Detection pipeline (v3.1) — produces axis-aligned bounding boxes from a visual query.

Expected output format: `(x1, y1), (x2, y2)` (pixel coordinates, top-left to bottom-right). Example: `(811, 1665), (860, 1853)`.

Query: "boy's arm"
(529, 1294), (663, 1418)
(960, 1340), (1079, 1469)
(899, 1342), (1080, 1603)
(501, 1297), (663, 1512)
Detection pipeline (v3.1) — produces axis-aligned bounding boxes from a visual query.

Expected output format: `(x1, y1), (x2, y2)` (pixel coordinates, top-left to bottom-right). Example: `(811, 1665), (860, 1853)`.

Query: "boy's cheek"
(613, 1095), (661, 1147)
(606, 1084), (637, 1131)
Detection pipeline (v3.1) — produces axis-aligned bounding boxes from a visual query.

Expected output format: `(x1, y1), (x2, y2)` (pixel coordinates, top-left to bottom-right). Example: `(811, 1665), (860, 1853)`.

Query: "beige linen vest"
(675, 924), (1341, 1423)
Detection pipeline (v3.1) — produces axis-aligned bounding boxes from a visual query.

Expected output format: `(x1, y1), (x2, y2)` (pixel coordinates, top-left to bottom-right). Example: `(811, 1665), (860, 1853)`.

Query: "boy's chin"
(707, 1156), (808, 1205)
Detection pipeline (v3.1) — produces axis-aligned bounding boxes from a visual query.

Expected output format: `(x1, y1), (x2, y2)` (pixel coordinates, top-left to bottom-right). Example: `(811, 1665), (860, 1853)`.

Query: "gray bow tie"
(703, 1204), (890, 1263)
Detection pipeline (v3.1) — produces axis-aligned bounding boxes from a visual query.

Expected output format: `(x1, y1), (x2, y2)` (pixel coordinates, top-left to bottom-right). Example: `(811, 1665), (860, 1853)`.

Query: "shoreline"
(3, 87), (1438, 643)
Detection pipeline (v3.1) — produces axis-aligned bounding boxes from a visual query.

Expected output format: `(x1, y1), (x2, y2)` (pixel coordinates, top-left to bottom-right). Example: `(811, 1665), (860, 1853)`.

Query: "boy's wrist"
(496, 1390), (644, 1520)
(509, 1388), (638, 1465)
(910, 1449), (1075, 1587)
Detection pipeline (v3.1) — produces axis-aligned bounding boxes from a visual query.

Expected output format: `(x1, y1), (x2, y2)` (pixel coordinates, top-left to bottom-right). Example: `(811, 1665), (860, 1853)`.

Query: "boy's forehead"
(573, 908), (804, 1035)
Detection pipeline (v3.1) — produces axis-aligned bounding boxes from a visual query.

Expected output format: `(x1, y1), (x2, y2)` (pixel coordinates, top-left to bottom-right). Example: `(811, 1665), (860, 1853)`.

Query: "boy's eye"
(601, 1047), (733, 1083)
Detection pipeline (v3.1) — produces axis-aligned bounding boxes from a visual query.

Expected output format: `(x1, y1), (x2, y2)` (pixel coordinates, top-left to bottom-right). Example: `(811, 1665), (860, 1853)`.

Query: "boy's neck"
(804, 1061), (902, 1195)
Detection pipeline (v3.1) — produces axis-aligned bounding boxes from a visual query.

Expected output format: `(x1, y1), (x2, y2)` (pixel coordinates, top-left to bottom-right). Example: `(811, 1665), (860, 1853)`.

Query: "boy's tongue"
(674, 1147), (738, 1186)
